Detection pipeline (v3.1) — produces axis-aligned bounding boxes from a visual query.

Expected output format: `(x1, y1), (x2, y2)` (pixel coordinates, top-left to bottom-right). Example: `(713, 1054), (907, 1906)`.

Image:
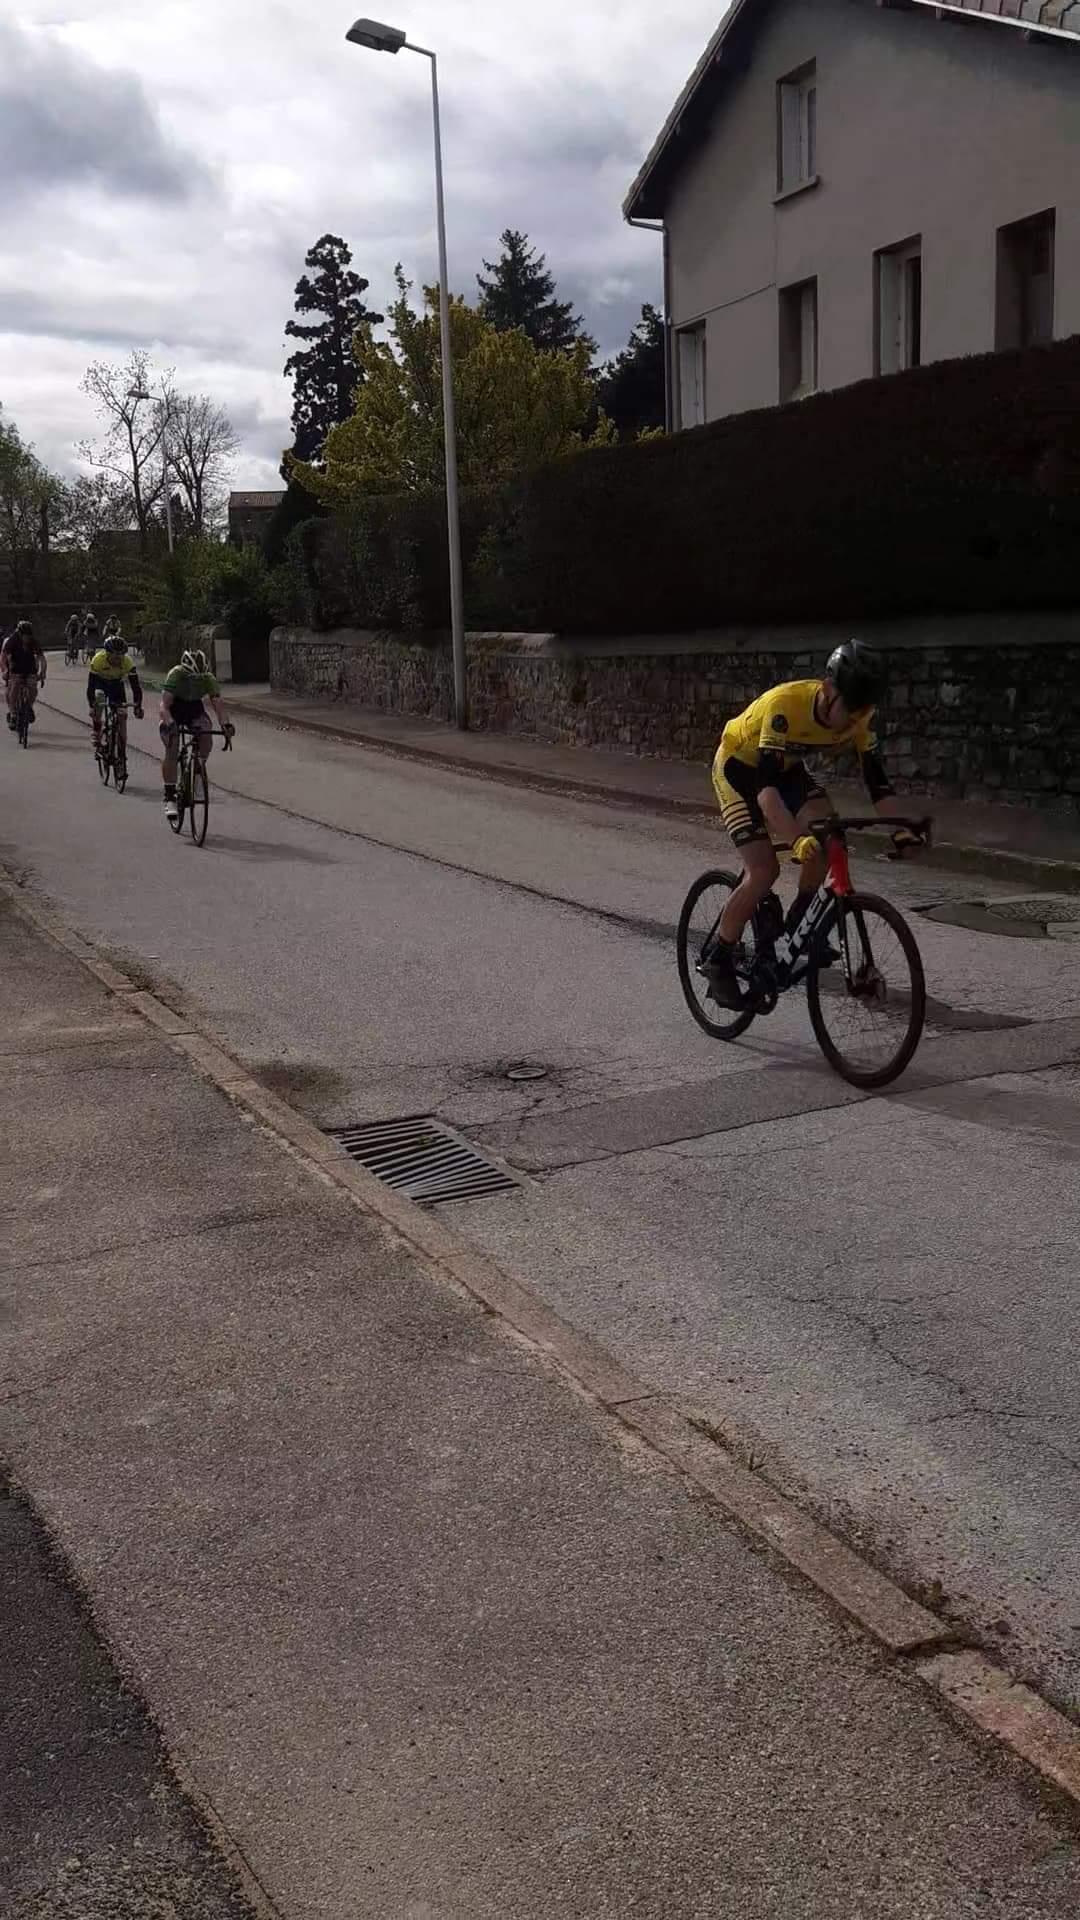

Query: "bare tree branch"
(79, 350), (175, 547)
(164, 393), (239, 537)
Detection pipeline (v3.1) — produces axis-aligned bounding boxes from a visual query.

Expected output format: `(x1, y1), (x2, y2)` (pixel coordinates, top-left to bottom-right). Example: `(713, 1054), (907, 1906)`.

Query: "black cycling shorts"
(713, 756), (826, 848)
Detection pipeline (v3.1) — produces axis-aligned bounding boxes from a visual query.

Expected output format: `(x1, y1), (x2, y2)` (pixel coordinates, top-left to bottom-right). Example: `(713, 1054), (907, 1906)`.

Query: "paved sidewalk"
(4, 892), (1080, 1917)
(224, 685), (1080, 891)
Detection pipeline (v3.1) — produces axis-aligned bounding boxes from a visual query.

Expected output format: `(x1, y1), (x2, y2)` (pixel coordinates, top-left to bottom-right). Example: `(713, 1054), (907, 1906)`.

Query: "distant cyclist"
(2, 619), (47, 730)
(159, 648), (234, 821)
(87, 626), (143, 759)
(65, 612), (82, 662)
(81, 609), (99, 662)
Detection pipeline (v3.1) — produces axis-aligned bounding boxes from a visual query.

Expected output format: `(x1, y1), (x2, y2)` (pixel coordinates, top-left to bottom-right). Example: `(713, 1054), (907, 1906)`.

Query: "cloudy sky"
(1, 2), (718, 492)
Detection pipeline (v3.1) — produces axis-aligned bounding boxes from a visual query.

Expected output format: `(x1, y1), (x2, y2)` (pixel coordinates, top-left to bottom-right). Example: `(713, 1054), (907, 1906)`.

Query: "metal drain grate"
(332, 1116), (518, 1206)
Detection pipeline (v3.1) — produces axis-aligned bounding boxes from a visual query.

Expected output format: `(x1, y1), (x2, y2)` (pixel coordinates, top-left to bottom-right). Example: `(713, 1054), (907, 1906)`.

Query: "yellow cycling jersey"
(721, 679), (877, 770)
(89, 649), (136, 682)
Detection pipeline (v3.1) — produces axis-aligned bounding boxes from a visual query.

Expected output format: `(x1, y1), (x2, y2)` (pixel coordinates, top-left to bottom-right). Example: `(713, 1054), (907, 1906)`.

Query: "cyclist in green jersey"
(159, 648), (234, 821)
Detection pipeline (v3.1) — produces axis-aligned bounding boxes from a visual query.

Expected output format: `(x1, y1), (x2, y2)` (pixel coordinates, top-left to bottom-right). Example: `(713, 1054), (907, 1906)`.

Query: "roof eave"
(623, 0), (756, 223)
(623, 0), (1080, 223)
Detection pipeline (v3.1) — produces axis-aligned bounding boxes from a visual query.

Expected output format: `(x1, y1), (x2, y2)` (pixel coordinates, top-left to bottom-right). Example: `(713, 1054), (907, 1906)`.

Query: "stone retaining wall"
(270, 617), (1080, 811)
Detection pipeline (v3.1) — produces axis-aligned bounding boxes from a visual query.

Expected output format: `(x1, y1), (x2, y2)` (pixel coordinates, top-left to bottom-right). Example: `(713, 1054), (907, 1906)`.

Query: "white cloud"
(2, 1), (719, 487)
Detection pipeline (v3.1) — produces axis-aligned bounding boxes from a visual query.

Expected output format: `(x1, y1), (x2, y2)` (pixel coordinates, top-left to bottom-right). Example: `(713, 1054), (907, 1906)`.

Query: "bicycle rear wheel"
(676, 870), (758, 1040)
(806, 892), (926, 1089)
(189, 760), (209, 845)
(17, 699), (30, 748)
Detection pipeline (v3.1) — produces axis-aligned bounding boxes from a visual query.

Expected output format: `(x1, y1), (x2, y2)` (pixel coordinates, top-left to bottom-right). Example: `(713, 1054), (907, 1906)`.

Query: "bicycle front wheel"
(676, 869), (758, 1041)
(189, 761), (209, 845)
(807, 892), (926, 1089)
(169, 758), (187, 834)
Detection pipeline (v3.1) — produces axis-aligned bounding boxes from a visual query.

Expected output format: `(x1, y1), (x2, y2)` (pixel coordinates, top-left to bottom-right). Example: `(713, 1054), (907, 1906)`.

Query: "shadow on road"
(204, 835), (340, 865)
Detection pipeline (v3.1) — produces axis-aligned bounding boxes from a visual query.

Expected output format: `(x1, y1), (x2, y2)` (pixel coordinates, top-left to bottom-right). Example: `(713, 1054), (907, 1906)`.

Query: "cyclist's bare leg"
(794, 793), (831, 899)
(161, 729), (179, 785)
(718, 838), (780, 944)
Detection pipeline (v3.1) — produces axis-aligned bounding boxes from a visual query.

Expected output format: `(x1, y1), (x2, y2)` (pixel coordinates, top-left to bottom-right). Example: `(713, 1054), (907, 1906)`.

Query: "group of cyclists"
(2, 610), (233, 820)
(3, 621), (921, 936)
(65, 608), (104, 663)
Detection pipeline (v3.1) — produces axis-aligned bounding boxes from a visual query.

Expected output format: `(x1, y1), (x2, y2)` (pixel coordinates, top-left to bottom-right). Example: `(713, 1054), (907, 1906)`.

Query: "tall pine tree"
(596, 305), (666, 441)
(477, 230), (593, 356)
(284, 235), (383, 463)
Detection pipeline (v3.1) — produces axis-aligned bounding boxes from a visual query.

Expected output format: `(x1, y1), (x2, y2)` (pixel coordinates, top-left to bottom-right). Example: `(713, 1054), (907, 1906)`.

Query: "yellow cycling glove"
(888, 827), (925, 860)
(790, 835), (820, 866)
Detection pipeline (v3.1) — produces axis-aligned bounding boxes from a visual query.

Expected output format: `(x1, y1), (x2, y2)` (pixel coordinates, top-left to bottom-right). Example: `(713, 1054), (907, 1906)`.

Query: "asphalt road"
(13, 660), (1080, 1719)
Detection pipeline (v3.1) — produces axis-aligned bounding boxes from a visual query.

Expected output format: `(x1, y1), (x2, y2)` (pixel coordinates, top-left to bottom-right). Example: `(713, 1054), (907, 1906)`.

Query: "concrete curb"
(226, 698), (1080, 895)
(5, 869), (1080, 1813)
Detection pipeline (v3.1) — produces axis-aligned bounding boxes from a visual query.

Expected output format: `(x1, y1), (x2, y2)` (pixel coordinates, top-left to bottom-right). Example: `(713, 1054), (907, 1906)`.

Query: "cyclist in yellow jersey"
(86, 630), (144, 757)
(706, 641), (924, 1007)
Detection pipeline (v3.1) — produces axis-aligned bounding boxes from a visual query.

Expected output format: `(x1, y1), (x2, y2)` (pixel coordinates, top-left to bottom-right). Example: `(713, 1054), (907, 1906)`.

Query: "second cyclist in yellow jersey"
(86, 629), (143, 758)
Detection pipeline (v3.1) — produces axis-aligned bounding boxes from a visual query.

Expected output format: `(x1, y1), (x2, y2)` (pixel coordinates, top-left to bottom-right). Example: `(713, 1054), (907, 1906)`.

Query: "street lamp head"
(347, 16), (406, 52)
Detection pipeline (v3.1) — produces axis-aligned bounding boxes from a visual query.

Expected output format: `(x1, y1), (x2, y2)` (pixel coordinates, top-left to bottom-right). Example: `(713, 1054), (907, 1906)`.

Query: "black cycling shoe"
(702, 942), (745, 1010)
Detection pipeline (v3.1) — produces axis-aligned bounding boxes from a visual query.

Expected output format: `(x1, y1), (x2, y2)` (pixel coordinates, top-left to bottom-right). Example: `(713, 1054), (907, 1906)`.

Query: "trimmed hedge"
(302, 335), (1080, 635)
(291, 493), (498, 633)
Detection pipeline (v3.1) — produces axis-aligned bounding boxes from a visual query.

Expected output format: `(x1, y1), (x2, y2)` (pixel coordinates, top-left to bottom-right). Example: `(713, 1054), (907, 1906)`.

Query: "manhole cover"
(331, 1117), (518, 1206)
(505, 1063), (548, 1083)
(920, 896), (1080, 940)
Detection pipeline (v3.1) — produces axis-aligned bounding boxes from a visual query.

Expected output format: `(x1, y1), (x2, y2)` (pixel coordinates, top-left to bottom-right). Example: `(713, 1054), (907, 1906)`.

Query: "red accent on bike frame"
(826, 836), (854, 896)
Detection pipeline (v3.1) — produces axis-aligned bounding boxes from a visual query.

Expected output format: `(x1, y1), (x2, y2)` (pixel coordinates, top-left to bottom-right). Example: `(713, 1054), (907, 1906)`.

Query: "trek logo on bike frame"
(772, 832), (854, 972)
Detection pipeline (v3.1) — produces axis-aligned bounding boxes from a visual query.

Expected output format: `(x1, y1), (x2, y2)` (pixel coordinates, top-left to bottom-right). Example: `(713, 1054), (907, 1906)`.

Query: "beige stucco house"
(624, 0), (1080, 427)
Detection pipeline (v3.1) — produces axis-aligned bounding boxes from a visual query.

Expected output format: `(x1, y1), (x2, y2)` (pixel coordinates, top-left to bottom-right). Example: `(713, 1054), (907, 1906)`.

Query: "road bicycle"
(676, 816), (932, 1089)
(65, 634), (81, 665)
(94, 694), (131, 793)
(167, 725), (232, 847)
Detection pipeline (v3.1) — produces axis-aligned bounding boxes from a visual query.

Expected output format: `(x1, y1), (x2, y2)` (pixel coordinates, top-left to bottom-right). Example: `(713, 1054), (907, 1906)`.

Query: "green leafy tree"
(52, 473), (135, 598)
(289, 270), (614, 505)
(0, 409), (62, 599)
(284, 234), (383, 464)
(477, 229), (594, 357)
(597, 305), (667, 441)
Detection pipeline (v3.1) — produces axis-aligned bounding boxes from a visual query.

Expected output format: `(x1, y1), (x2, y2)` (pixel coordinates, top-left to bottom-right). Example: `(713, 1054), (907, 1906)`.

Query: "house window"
(778, 63), (817, 192)
(677, 323), (707, 428)
(996, 210), (1055, 350)
(876, 238), (922, 375)
(779, 279), (818, 400)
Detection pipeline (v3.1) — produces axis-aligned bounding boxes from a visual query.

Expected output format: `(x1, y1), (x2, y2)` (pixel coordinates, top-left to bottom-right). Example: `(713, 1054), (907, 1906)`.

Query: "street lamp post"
(128, 384), (175, 555)
(346, 17), (468, 730)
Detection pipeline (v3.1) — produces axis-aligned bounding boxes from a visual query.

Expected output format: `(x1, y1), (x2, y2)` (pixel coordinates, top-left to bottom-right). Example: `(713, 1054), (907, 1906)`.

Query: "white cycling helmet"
(181, 648), (210, 674)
